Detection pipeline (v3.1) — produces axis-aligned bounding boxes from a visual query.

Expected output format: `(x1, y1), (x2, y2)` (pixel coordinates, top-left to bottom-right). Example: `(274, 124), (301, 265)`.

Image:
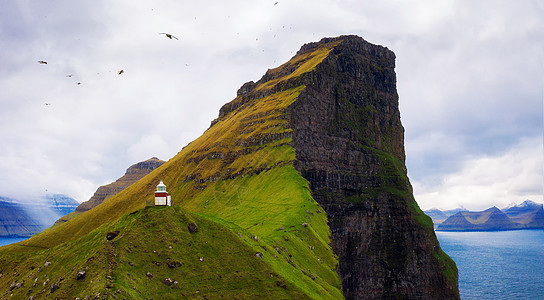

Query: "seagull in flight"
(274, 1), (278, 5)
(159, 33), (179, 40)
(37, 60), (47, 64)
(118, 69), (124, 75)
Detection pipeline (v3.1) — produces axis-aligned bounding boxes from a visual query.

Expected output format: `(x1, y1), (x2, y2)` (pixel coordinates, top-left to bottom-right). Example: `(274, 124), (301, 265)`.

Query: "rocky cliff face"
(286, 36), (458, 299)
(226, 35), (459, 299)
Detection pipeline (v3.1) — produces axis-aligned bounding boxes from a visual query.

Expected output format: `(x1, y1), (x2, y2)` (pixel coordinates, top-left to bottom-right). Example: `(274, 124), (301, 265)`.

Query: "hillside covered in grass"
(0, 35), (458, 299)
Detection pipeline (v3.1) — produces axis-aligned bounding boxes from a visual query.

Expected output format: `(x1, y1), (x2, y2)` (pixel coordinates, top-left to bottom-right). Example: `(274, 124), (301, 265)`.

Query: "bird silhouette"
(159, 33), (178, 40)
(37, 60), (47, 64)
(118, 70), (124, 75)
(66, 74), (73, 77)
(274, 1), (278, 5)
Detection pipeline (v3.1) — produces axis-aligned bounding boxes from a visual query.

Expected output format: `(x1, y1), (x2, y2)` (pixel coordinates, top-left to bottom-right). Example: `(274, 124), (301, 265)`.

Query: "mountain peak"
(126, 157), (165, 175)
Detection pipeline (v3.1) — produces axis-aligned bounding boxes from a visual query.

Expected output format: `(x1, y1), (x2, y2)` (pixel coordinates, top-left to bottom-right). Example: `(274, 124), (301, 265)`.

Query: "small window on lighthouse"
(157, 180), (166, 192)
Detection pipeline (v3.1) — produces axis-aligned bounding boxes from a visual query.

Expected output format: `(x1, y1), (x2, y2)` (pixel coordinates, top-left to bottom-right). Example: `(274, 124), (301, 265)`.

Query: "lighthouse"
(154, 180), (171, 206)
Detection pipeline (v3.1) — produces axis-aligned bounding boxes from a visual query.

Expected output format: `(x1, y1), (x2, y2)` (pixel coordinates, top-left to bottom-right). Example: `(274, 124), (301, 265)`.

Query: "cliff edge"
(219, 35), (459, 299)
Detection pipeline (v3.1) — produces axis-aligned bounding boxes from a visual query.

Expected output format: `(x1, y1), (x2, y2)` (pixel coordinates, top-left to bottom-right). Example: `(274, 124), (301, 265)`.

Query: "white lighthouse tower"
(154, 180), (171, 206)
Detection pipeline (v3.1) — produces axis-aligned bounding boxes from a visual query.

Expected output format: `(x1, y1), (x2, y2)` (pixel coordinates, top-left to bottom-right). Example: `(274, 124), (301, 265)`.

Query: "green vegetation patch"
(0, 41), (345, 299)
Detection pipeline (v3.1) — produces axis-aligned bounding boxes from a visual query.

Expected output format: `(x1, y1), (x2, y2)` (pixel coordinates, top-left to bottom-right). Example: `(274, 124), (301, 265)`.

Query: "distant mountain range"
(425, 200), (544, 231)
(0, 194), (78, 237)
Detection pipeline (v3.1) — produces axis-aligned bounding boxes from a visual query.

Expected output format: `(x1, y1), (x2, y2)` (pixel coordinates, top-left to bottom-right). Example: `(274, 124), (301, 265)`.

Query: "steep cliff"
(0, 35), (458, 299)
(290, 36), (458, 299)
(230, 35), (459, 299)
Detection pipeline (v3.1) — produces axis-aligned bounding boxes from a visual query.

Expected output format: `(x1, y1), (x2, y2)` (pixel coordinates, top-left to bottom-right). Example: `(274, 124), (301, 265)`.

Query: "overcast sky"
(0, 0), (542, 210)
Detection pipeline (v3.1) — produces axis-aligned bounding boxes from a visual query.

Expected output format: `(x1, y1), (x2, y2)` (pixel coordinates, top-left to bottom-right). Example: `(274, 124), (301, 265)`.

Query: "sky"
(0, 0), (542, 211)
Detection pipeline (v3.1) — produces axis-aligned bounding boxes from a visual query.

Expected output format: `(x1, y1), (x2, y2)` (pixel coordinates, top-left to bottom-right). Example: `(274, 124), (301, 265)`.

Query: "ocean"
(0, 237), (28, 247)
(437, 230), (544, 300)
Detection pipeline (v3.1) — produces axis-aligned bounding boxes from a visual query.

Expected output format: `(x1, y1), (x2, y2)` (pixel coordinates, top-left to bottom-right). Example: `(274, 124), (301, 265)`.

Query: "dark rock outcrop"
(106, 231), (120, 241)
(288, 36), (459, 300)
(76, 269), (86, 280)
(187, 222), (198, 233)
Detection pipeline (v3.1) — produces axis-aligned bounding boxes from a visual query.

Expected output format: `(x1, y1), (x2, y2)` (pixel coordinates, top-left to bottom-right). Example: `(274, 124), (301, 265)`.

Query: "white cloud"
(127, 134), (171, 163)
(414, 136), (543, 211)
(0, 0), (541, 209)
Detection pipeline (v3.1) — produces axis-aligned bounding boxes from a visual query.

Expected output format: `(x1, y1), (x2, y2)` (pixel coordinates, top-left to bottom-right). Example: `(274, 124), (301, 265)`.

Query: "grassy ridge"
(0, 41), (345, 298)
(0, 207), (316, 299)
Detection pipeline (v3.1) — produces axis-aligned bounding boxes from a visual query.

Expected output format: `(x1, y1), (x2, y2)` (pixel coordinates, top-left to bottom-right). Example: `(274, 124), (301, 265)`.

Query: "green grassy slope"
(0, 207), (315, 299)
(0, 40), (344, 299)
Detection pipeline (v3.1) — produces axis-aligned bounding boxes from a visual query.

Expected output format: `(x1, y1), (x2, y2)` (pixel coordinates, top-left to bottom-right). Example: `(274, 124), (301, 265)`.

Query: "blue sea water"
(0, 237), (28, 247)
(436, 230), (544, 300)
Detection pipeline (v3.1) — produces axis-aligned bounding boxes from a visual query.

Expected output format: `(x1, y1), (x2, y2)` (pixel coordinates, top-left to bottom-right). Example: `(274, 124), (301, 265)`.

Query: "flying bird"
(118, 69), (124, 75)
(37, 60), (47, 64)
(66, 74), (73, 77)
(274, 1), (279, 5)
(159, 33), (178, 40)
(45, 103), (51, 106)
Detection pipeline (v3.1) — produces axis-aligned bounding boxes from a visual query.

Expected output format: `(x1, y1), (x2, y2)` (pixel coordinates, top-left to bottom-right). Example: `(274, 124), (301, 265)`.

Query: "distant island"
(425, 200), (544, 231)
(0, 194), (78, 237)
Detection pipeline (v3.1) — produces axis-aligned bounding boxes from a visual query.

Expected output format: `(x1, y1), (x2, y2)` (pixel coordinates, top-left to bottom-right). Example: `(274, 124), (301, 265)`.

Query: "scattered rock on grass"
(162, 278), (173, 286)
(76, 269), (86, 280)
(9, 282), (23, 291)
(188, 222), (198, 233)
(50, 282), (59, 293)
(106, 231), (119, 241)
(167, 261), (182, 268)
